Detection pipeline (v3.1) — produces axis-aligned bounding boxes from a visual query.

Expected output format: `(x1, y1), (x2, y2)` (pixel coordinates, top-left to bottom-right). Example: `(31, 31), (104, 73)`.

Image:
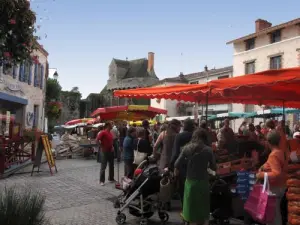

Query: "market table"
(79, 143), (98, 158)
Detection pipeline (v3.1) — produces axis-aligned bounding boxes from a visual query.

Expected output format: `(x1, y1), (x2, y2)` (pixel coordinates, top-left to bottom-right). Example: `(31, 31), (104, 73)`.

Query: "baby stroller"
(114, 158), (170, 225)
(210, 178), (233, 225)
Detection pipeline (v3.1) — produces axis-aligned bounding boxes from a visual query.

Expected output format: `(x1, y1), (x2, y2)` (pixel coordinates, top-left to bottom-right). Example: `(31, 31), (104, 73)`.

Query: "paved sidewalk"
(0, 159), (182, 225)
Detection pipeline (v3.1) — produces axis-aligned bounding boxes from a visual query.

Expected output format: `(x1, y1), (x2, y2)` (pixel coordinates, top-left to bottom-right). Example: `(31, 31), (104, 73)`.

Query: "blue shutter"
(19, 64), (24, 81)
(22, 64), (26, 82)
(28, 63), (32, 85)
(34, 63), (38, 87)
(40, 65), (44, 89)
(12, 65), (17, 79)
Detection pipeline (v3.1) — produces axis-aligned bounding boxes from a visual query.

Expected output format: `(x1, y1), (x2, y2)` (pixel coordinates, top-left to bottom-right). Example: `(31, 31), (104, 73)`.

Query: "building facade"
(227, 18), (300, 129)
(0, 43), (48, 136)
(105, 52), (159, 106)
(150, 75), (188, 119)
(150, 66), (233, 118)
(80, 93), (102, 118)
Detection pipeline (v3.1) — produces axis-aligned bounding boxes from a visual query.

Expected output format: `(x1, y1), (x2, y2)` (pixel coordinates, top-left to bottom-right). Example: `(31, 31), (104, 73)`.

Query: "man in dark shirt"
(142, 120), (153, 153)
(96, 122), (114, 185)
(170, 118), (195, 205)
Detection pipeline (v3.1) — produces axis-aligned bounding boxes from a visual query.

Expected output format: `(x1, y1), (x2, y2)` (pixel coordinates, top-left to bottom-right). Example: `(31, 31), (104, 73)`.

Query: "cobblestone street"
(0, 159), (182, 225)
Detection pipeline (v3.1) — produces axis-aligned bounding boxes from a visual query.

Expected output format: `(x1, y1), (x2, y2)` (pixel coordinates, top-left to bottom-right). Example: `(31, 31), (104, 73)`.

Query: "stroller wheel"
(140, 218), (148, 225)
(159, 212), (169, 223)
(115, 213), (126, 224)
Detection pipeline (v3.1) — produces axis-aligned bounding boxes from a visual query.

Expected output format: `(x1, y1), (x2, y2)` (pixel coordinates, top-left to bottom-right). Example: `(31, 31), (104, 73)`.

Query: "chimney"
(147, 52), (154, 71)
(255, 19), (272, 32)
(179, 72), (184, 79)
(204, 65), (208, 72)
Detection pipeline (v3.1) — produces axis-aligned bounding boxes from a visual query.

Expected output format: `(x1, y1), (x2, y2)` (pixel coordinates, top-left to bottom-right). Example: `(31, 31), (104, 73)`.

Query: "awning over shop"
(256, 108), (300, 115)
(114, 67), (300, 108)
(0, 92), (28, 105)
(217, 112), (256, 119)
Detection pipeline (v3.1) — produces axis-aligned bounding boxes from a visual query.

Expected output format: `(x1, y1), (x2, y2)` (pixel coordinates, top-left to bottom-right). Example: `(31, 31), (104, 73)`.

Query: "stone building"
(0, 43), (48, 135)
(150, 66), (233, 118)
(227, 17), (300, 129)
(58, 91), (81, 124)
(80, 93), (102, 118)
(105, 52), (159, 106)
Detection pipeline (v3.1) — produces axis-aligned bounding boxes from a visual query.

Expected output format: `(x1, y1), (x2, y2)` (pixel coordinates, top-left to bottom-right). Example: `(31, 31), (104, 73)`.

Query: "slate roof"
(182, 66), (233, 81)
(152, 74), (188, 86)
(107, 58), (158, 90)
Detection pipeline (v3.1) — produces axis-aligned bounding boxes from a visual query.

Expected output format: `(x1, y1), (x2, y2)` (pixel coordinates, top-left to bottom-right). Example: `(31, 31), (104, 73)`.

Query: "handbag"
(133, 139), (147, 165)
(244, 173), (276, 223)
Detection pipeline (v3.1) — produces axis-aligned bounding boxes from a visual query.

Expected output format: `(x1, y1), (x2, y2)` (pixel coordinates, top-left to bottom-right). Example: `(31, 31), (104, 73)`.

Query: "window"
(190, 81), (199, 84)
(19, 61), (31, 82)
(270, 30), (281, 43)
(24, 61), (31, 82)
(218, 75), (229, 79)
(245, 38), (255, 50)
(34, 63), (41, 87)
(245, 61), (255, 74)
(270, 55), (282, 69)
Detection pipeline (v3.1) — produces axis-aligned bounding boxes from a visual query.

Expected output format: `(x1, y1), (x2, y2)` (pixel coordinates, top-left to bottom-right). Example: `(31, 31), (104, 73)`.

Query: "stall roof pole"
(205, 93), (209, 122)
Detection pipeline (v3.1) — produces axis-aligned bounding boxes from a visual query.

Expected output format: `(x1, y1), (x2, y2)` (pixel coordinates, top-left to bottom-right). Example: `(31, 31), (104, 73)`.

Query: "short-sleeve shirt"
(96, 130), (113, 152)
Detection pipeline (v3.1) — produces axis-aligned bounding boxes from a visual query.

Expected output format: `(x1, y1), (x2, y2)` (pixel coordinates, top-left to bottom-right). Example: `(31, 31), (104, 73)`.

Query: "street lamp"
(53, 71), (58, 80)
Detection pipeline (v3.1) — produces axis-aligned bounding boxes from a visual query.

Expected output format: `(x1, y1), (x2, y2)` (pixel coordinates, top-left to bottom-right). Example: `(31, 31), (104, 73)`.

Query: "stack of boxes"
(235, 170), (256, 200)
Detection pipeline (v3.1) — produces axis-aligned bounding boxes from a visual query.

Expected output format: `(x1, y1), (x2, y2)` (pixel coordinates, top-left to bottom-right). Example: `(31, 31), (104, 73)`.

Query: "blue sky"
(32, 0), (300, 98)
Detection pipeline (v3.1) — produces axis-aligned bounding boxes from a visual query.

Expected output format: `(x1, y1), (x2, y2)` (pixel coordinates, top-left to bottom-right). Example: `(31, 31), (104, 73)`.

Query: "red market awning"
(91, 105), (167, 120)
(65, 118), (94, 126)
(114, 67), (300, 108)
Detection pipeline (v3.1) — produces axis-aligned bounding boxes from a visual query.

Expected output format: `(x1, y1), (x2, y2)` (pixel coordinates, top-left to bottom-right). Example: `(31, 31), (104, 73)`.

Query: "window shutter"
(34, 63), (38, 87)
(13, 65), (17, 79)
(28, 63), (32, 85)
(22, 63), (26, 82)
(40, 65), (44, 89)
(19, 64), (24, 81)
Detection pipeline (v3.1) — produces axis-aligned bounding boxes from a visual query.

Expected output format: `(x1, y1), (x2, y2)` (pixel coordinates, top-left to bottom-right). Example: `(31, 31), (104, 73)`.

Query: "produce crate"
(217, 161), (231, 175)
(230, 158), (253, 172)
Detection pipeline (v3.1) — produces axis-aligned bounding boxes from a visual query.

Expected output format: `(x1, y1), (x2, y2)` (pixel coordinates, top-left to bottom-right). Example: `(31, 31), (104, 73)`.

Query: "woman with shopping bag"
(245, 130), (288, 225)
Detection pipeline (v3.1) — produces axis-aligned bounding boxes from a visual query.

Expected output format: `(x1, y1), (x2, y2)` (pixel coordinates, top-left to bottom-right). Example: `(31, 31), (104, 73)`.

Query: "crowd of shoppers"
(95, 117), (293, 225)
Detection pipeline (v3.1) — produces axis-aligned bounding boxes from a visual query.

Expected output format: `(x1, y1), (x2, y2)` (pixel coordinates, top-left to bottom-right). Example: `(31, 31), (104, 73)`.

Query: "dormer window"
(270, 30), (281, 43)
(245, 38), (255, 51)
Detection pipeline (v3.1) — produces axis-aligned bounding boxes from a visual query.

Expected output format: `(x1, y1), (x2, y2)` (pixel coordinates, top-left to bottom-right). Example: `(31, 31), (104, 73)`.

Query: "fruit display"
(287, 163), (300, 225)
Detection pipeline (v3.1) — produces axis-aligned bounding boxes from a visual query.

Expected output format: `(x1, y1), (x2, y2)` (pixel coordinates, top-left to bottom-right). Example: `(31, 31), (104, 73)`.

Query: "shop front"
(0, 46), (48, 176)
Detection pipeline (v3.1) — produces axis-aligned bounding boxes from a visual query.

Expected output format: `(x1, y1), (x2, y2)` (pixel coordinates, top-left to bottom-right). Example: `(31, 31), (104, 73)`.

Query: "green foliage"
(0, 0), (37, 63)
(46, 78), (62, 102)
(0, 186), (50, 225)
(61, 90), (82, 112)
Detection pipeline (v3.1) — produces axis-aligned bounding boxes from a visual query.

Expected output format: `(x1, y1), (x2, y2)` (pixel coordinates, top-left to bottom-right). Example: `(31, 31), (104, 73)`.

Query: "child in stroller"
(114, 157), (170, 225)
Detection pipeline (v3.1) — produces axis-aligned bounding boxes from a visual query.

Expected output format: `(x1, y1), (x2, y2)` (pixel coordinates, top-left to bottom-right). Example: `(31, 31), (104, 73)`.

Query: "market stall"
(114, 67), (300, 221)
(91, 105), (167, 121)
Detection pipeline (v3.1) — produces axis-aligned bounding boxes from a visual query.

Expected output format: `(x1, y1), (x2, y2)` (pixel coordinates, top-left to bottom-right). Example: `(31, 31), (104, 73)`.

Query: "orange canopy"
(114, 67), (300, 108)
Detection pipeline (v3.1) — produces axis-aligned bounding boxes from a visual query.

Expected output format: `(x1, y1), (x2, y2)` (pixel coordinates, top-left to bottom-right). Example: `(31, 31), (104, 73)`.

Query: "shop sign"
(3, 81), (24, 95)
(6, 83), (22, 92)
